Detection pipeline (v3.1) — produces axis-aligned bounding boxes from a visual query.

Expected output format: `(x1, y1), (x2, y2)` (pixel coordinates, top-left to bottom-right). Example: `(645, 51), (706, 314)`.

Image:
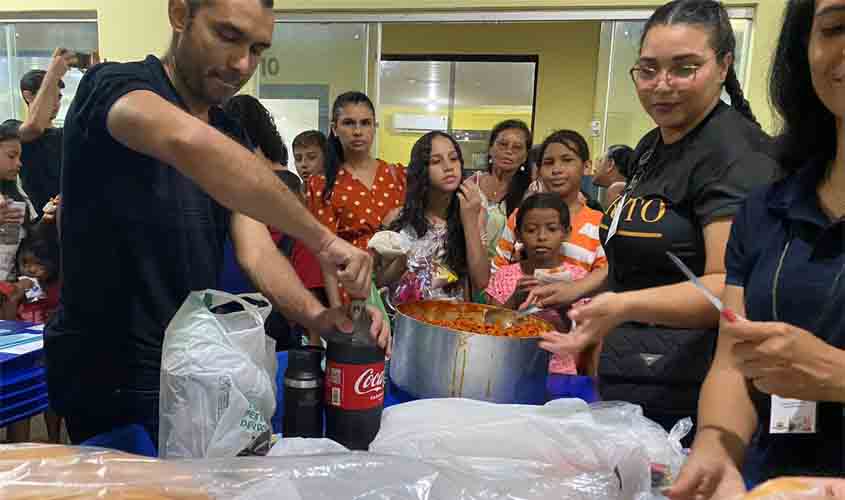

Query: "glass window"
(0, 21), (98, 125)
(258, 22), (373, 174)
(378, 57), (536, 169)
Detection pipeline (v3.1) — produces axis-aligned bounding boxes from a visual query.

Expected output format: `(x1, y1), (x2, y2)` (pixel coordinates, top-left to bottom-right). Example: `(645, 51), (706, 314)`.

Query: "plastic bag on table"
(0, 443), (639, 500)
(370, 398), (690, 500)
(159, 290), (277, 459)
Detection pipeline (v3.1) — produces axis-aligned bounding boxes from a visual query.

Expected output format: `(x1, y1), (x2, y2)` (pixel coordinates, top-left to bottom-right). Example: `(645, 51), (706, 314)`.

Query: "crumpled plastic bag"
(368, 230), (412, 258)
(0, 397), (691, 500)
(370, 398), (691, 500)
(159, 290), (277, 459)
(392, 231), (458, 304)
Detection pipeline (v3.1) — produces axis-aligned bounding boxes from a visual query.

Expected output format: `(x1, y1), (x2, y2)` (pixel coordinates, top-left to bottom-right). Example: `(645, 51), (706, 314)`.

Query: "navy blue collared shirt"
(726, 158), (844, 478)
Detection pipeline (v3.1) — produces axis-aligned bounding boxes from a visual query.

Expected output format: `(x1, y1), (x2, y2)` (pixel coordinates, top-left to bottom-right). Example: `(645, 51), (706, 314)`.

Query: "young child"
(485, 193), (587, 374)
(0, 222), (62, 443)
(0, 222), (60, 324)
(292, 130), (327, 190)
(376, 131), (488, 302)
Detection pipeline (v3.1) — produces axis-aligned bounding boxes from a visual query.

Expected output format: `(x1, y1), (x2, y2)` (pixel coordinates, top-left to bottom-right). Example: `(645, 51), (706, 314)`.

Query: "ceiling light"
(426, 102), (437, 112)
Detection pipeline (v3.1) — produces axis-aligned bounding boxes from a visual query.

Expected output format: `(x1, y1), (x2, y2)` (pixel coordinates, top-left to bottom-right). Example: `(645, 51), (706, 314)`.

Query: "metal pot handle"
(379, 286), (398, 315)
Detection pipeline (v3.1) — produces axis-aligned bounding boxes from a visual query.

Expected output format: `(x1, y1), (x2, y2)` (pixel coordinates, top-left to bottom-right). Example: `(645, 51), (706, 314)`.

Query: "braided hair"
(641, 0), (758, 126)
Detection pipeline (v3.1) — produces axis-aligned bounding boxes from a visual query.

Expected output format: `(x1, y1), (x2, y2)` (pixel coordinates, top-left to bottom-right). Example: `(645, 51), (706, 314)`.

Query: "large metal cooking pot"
(388, 300), (552, 404)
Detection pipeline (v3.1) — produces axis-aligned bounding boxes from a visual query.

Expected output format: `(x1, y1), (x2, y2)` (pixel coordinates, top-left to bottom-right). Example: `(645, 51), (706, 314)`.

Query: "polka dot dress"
(308, 160), (407, 302)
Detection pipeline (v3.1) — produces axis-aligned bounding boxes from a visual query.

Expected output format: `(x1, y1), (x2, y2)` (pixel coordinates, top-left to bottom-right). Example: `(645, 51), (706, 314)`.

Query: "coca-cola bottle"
(283, 346), (325, 438)
(324, 329), (386, 450)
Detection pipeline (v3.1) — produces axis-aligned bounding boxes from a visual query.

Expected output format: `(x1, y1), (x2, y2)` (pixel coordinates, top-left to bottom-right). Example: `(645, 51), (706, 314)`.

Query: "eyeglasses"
(494, 140), (526, 153)
(629, 62), (706, 87)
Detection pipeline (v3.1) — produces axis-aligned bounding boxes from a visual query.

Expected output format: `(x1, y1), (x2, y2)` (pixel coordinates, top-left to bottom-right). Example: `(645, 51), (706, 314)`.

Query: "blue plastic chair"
(81, 424), (157, 457)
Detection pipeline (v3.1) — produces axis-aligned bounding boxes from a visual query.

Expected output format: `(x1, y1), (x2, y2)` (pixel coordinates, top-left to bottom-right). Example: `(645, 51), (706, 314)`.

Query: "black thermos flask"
(283, 346), (325, 438)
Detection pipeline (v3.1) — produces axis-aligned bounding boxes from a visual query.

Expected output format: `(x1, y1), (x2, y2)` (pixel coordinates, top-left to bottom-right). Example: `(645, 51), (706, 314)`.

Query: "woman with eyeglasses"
(476, 120), (533, 258)
(667, 1), (845, 496)
(538, 0), (779, 439)
(308, 91), (406, 306)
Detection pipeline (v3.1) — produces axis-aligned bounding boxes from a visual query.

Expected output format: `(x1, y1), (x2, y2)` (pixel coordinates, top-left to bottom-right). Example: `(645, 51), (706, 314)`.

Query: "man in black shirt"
(19, 49), (72, 216)
(46, 0), (384, 445)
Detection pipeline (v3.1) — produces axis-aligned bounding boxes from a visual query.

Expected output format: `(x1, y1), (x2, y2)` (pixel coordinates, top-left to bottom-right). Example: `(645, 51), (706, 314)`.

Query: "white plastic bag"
(159, 290), (277, 459)
(371, 398), (690, 500)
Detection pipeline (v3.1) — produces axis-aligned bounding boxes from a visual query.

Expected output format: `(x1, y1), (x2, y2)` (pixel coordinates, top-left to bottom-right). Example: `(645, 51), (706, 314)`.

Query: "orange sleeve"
(307, 175), (339, 234)
(492, 211), (519, 270)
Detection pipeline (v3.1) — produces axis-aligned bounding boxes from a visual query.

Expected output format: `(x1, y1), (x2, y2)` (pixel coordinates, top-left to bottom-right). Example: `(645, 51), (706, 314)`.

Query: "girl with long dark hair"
(377, 131), (488, 301)
(476, 120), (533, 258)
(539, 0), (779, 443)
(0, 121), (34, 281)
(307, 91), (406, 306)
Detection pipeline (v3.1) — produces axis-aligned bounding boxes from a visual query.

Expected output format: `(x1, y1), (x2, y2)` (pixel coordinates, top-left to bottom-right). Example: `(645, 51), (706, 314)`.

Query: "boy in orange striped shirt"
(490, 130), (608, 309)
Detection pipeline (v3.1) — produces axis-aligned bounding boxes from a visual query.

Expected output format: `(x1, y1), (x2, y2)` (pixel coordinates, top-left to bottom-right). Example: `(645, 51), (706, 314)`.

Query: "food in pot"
(398, 301), (552, 338)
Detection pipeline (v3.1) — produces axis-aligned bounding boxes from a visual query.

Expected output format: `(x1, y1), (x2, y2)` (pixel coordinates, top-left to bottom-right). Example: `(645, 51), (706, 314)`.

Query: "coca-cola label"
(325, 360), (385, 410)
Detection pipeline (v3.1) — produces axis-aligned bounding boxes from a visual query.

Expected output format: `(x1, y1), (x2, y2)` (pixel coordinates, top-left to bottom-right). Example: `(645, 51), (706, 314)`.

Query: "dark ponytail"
(641, 0), (758, 126)
(323, 91), (376, 202)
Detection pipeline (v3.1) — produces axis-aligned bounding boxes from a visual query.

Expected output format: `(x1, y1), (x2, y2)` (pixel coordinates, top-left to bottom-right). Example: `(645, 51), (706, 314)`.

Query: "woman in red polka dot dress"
(308, 91), (406, 306)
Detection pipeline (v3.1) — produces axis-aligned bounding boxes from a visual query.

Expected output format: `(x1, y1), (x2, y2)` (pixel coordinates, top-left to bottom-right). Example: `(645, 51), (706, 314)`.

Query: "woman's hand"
(458, 177), (483, 223)
(382, 207), (401, 228)
(666, 445), (746, 500)
(546, 292), (628, 354)
(727, 320), (845, 402)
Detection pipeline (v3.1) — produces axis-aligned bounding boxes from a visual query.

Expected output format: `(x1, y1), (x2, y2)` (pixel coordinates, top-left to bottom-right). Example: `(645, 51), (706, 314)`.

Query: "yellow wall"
(0, 1), (169, 63)
(1, 0), (787, 136)
(382, 22), (600, 154)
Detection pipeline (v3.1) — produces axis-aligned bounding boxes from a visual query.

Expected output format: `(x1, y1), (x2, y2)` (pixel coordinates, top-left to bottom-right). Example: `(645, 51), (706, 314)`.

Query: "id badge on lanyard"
(606, 143), (654, 245)
(605, 193), (626, 245)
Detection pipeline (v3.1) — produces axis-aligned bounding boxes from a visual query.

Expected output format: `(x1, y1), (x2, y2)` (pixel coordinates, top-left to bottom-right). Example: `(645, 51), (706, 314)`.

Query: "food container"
(388, 300), (552, 404)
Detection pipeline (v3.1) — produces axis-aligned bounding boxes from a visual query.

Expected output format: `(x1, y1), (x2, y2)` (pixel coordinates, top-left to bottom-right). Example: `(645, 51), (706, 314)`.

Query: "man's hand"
(311, 304), (391, 354)
(317, 237), (373, 299)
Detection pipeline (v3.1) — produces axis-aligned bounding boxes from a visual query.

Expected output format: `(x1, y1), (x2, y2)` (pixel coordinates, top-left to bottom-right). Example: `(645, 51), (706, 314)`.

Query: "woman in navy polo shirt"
(668, 1), (845, 497)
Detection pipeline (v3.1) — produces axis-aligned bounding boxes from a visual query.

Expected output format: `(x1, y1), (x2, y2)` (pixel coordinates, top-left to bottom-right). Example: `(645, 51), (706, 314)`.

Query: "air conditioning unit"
(392, 113), (448, 133)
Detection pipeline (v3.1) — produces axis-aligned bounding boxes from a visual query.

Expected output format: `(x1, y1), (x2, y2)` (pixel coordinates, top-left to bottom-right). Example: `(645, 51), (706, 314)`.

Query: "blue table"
(272, 350), (599, 434)
(0, 321), (48, 428)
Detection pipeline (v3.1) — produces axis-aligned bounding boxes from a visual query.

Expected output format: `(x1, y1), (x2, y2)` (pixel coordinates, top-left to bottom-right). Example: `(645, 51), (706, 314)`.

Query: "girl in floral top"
(376, 131), (488, 303)
(308, 92), (406, 306)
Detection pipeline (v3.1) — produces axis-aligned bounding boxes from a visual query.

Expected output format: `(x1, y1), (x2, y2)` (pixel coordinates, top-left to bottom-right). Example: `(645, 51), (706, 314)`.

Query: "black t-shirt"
(21, 127), (62, 216)
(596, 103), (780, 419)
(45, 55), (249, 415)
(600, 102), (780, 293)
